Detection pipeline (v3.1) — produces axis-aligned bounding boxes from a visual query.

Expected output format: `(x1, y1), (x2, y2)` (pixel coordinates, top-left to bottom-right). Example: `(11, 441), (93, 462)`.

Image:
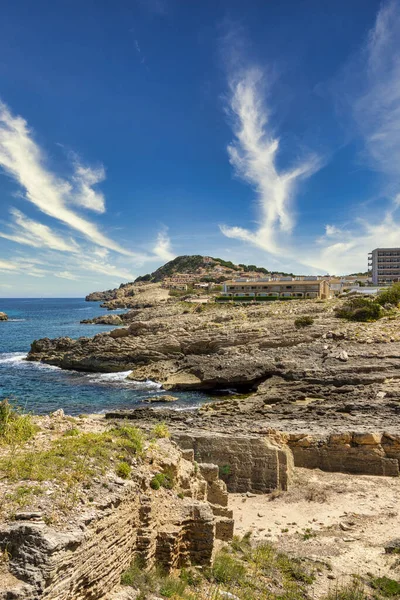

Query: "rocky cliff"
(0, 414), (233, 600)
(28, 298), (400, 419)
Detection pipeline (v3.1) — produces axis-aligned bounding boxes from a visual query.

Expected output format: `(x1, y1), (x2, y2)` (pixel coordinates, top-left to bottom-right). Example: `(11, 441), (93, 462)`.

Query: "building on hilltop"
(221, 278), (332, 300)
(368, 248), (400, 285)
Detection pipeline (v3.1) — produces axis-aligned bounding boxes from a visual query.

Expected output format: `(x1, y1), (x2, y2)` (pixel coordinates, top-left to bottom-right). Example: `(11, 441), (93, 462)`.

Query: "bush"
(294, 316), (314, 328)
(0, 400), (37, 446)
(376, 283), (400, 307)
(219, 464), (231, 478)
(159, 576), (187, 597)
(335, 297), (382, 322)
(152, 422), (170, 439)
(150, 472), (173, 490)
(210, 550), (246, 584)
(370, 576), (400, 596)
(111, 425), (145, 456)
(116, 461), (131, 479)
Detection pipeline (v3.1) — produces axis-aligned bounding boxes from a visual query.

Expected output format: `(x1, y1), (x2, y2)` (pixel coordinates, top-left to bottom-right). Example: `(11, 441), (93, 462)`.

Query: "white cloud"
(54, 270), (80, 280)
(0, 209), (80, 252)
(153, 229), (175, 262)
(0, 101), (131, 255)
(220, 3), (400, 275)
(71, 160), (106, 213)
(220, 68), (319, 254)
(313, 0), (400, 273)
(0, 259), (19, 272)
(353, 0), (400, 175)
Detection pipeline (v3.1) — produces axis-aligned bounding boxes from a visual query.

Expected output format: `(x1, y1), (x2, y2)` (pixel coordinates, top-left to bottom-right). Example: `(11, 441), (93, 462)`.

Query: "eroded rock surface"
(0, 312), (7, 321)
(0, 421), (233, 600)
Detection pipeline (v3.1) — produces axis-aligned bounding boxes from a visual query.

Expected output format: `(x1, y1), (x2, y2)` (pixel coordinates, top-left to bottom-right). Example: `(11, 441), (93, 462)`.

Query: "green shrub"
(335, 297), (382, 322)
(159, 576), (187, 597)
(63, 428), (80, 437)
(219, 464), (231, 478)
(294, 316), (314, 328)
(370, 576), (400, 596)
(150, 472), (173, 490)
(116, 461), (131, 479)
(110, 425), (145, 456)
(376, 283), (400, 307)
(210, 550), (246, 584)
(151, 422), (170, 439)
(0, 400), (37, 446)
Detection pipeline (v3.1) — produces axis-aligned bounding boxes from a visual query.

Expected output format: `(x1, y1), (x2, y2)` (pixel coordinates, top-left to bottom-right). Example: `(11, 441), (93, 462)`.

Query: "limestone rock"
(143, 395), (178, 403)
(0, 312), (8, 321)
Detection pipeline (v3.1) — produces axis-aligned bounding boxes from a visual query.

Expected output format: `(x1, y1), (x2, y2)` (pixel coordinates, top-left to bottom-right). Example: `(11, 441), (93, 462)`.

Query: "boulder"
(143, 395), (178, 403)
(0, 312), (8, 321)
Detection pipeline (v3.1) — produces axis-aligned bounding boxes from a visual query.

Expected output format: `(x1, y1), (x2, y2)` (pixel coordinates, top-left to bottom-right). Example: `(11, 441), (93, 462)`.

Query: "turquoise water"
(0, 298), (207, 415)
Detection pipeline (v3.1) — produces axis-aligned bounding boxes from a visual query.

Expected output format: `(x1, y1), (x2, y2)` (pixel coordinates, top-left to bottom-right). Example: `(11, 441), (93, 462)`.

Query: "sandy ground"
(229, 468), (400, 597)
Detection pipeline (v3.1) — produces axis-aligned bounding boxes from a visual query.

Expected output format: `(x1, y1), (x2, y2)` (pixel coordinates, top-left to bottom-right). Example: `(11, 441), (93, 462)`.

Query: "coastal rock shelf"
(27, 289), (400, 431)
(0, 312), (7, 321)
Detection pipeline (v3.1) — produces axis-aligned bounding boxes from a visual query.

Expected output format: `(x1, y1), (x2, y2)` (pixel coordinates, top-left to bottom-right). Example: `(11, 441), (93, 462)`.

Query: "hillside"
(134, 254), (289, 283)
(86, 255), (290, 303)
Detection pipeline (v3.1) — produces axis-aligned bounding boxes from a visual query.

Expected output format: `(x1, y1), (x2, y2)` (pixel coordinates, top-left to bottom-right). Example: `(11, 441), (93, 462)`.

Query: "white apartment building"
(368, 248), (400, 285)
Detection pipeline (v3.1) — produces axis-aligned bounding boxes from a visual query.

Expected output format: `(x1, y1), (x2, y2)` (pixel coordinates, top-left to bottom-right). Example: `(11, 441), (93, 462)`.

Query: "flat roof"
(370, 248), (400, 251)
(225, 280), (323, 286)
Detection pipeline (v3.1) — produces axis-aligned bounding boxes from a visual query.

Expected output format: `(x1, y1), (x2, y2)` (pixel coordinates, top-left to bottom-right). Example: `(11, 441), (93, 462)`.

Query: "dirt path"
(229, 468), (400, 597)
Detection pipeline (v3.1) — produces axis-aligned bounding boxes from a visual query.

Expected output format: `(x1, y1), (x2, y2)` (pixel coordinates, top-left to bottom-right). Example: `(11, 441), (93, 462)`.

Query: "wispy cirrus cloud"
(0, 101), (131, 255)
(220, 68), (320, 255)
(0, 208), (80, 253)
(0, 100), (180, 288)
(221, 0), (400, 275)
(153, 229), (175, 262)
(353, 0), (400, 176)
(71, 159), (106, 213)
(312, 0), (400, 273)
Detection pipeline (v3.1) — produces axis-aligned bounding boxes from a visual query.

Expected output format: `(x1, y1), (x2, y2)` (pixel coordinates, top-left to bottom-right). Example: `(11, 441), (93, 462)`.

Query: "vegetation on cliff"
(120, 531), (400, 599)
(134, 254), (292, 283)
(336, 284), (400, 322)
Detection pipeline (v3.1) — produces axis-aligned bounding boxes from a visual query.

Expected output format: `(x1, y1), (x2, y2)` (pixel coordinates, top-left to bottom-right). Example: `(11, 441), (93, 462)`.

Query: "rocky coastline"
(3, 283), (400, 598)
(28, 284), (400, 436)
(0, 312), (8, 321)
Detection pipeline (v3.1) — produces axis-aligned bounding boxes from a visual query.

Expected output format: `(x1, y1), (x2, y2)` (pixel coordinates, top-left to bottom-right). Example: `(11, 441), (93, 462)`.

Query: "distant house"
(221, 278), (332, 299)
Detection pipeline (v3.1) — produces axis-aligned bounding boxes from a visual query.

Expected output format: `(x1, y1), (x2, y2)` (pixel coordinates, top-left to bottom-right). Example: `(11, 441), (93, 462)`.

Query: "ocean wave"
(7, 319), (26, 322)
(0, 352), (27, 364)
(0, 353), (61, 371)
(85, 371), (162, 390)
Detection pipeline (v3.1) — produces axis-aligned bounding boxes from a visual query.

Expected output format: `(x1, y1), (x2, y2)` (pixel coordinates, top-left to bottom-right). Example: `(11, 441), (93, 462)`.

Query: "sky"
(1, 0), (400, 296)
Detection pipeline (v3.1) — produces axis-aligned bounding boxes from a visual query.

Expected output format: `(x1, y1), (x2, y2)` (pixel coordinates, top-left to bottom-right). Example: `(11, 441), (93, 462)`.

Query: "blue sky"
(1, 0), (400, 296)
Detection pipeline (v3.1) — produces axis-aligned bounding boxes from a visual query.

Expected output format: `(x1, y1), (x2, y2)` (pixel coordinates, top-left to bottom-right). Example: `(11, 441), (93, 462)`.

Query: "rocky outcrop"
(174, 432), (294, 493)
(81, 314), (124, 326)
(0, 439), (233, 600)
(288, 431), (400, 476)
(0, 312), (7, 321)
(103, 415), (294, 494)
(27, 296), (400, 434)
(88, 283), (169, 310)
(85, 282), (135, 303)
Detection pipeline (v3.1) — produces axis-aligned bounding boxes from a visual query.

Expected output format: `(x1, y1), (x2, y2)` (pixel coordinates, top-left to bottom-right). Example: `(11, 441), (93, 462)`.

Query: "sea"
(0, 298), (208, 415)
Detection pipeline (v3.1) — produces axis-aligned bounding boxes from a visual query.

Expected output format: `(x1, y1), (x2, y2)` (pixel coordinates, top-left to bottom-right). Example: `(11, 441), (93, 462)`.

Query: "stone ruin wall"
(288, 431), (400, 477)
(0, 444), (233, 600)
(173, 430), (400, 489)
(174, 433), (294, 493)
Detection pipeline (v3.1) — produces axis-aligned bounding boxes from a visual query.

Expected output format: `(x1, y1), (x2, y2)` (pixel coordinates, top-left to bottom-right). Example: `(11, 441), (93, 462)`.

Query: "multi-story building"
(221, 278), (332, 299)
(368, 248), (400, 285)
